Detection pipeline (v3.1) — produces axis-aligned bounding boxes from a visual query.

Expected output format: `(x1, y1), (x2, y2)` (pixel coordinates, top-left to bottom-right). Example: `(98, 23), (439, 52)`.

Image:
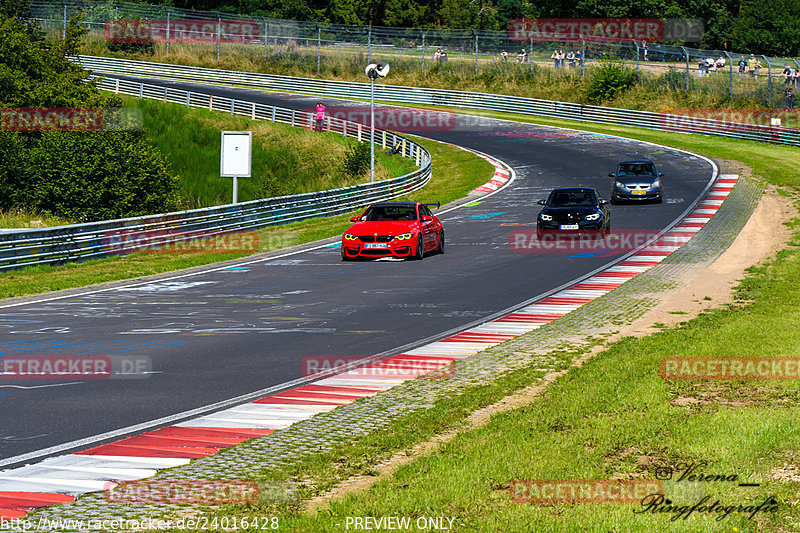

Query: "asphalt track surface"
(0, 77), (714, 467)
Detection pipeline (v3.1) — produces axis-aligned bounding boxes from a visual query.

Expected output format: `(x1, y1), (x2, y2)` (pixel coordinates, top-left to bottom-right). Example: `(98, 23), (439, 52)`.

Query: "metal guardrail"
(0, 76), (431, 271)
(79, 55), (800, 147)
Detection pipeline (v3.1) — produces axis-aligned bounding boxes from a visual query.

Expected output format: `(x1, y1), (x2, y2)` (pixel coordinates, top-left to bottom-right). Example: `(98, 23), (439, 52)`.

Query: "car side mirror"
(658, 172), (664, 177)
(608, 172), (615, 177)
(600, 199), (609, 205)
(350, 216), (359, 222)
(537, 199), (546, 205)
(421, 215), (433, 223)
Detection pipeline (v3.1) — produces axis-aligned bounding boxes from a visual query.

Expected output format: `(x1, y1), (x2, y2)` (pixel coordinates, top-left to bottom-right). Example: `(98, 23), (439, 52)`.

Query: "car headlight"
(343, 233), (359, 241)
(394, 232), (414, 241)
(539, 213), (553, 221)
(585, 213), (601, 221)
(615, 181), (626, 189)
(651, 179), (661, 188)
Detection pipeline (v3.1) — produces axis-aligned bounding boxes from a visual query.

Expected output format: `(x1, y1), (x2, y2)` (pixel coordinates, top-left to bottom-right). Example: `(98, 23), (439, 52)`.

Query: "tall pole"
(317, 25), (321, 73)
(473, 30), (478, 73)
(763, 55), (772, 107)
(530, 35), (533, 76)
(264, 19), (268, 60)
(725, 51), (733, 98)
(421, 31), (425, 70)
(216, 15), (221, 60)
(368, 26), (372, 63)
(581, 37), (585, 78)
(370, 77), (375, 183)
(165, 9), (170, 54)
(681, 46), (689, 90)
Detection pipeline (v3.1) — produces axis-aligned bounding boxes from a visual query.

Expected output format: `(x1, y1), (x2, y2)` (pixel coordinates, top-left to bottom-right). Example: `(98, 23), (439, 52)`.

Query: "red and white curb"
(471, 156), (511, 194)
(0, 175), (737, 520)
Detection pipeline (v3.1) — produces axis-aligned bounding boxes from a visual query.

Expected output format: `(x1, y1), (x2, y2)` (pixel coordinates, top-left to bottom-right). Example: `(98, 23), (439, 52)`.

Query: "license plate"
(364, 243), (388, 249)
(632, 190), (646, 195)
(559, 224), (579, 230)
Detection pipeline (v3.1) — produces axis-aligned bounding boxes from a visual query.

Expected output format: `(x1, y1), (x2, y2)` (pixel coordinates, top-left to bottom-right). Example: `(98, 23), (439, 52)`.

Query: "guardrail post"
(271, 106), (276, 122)
(421, 31), (425, 70)
(251, 102), (256, 119)
(139, 82), (143, 98)
(216, 15), (221, 60)
(763, 55), (772, 107)
(209, 95), (213, 110)
(681, 46), (689, 90)
(316, 25), (321, 73)
(115, 78), (119, 94)
(163, 86), (167, 102)
(416, 147), (421, 166)
(530, 35), (534, 76)
(382, 130), (386, 148)
(230, 99), (234, 115)
(402, 139), (406, 156)
(473, 30), (478, 74)
(264, 19), (275, 60)
(724, 51), (733, 99)
(291, 109), (295, 127)
(357, 123), (362, 141)
(165, 9), (170, 54)
(186, 91), (190, 108)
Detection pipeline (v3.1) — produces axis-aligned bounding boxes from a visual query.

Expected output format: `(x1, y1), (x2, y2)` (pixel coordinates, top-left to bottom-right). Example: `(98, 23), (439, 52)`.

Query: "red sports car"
(341, 202), (444, 260)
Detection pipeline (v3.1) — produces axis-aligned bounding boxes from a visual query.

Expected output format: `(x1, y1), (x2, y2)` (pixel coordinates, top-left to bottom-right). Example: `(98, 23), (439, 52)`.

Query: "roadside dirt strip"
(0, 161), (750, 530)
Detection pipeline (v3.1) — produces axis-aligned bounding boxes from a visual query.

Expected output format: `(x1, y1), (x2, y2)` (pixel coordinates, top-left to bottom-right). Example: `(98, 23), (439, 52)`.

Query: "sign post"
(220, 131), (252, 204)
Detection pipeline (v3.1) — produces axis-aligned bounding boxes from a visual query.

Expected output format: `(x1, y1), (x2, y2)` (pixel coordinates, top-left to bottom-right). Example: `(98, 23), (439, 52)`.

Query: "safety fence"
(30, 0), (800, 107)
(79, 55), (800, 147)
(0, 76), (431, 271)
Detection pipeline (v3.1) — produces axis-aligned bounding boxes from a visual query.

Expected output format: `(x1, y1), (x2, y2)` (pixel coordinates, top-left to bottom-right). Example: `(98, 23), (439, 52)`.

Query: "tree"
(730, 0), (800, 56)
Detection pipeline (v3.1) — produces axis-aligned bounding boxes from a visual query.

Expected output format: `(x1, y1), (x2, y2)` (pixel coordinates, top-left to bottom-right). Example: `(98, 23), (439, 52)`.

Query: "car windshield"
(362, 205), (417, 221)
(547, 191), (597, 207)
(618, 163), (656, 176)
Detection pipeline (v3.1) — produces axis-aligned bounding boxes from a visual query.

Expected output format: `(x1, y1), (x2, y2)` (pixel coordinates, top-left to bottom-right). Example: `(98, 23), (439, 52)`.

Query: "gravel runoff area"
(5, 169), (763, 532)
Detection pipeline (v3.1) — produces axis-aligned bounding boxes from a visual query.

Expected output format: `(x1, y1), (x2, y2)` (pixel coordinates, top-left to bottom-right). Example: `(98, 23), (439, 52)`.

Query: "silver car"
(609, 160), (663, 204)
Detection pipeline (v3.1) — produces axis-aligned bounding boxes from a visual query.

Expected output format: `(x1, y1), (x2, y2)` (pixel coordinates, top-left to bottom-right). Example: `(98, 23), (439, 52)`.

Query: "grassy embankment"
(170, 114), (800, 532)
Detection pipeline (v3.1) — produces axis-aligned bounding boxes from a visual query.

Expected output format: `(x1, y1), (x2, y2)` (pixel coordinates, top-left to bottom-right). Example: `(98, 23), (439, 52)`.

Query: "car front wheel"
(436, 230), (445, 254)
(413, 234), (424, 260)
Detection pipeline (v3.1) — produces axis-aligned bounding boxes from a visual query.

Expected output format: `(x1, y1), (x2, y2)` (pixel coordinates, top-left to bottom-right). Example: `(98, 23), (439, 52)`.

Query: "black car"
(609, 160), (663, 203)
(536, 187), (611, 237)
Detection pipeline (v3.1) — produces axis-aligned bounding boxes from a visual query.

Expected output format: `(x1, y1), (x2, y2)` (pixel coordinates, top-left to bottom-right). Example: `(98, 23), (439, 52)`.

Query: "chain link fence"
(30, 0), (800, 110)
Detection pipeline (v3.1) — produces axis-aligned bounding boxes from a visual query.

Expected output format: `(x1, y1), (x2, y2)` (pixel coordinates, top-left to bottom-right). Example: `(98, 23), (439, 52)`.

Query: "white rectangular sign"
(220, 131), (252, 177)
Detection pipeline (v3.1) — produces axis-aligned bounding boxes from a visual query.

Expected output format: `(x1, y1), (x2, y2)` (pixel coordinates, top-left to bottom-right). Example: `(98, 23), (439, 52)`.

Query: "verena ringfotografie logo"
(104, 480), (258, 505)
(661, 110), (799, 134)
(508, 18), (703, 42)
(304, 106), (457, 132)
(104, 230), (259, 255)
(301, 356), (455, 379)
(510, 479), (663, 503)
(1, 108), (142, 132)
(508, 230), (663, 254)
(104, 19), (261, 43)
(0, 356), (152, 379)
(661, 357), (800, 380)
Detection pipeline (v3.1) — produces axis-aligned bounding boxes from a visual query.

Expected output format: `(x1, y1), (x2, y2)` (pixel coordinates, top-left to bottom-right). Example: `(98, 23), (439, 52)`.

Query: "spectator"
(567, 50), (576, 68)
(715, 56), (725, 70)
(315, 102), (325, 132)
(786, 87), (796, 109)
(551, 49), (559, 67)
(705, 57), (715, 73)
(783, 65), (794, 85)
(738, 56), (747, 76)
(793, 68), (800, 87)
(642, 41), (648, 61)
(558, 49), (566, 68)
(748, 54), (759, 77)
(517, 49), (527, 63)
(500, 50), (508, 63)
(440, 50), (448, 62)
(698, 58), (706, 77)
(433, 48), (441, 63)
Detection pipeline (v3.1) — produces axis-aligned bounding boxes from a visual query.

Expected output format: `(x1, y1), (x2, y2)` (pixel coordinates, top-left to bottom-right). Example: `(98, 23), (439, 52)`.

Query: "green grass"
(125, 96), (416, 208)
(0, 138), (492, 299)
(160, 112), (800, 532)
(0, 208), (71, 229)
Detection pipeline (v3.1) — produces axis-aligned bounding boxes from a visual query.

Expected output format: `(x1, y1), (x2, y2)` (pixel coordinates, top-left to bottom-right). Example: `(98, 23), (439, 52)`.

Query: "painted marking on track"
(222, 267), (250, 271)
(118, 281), (216, 293)
(463, 201), (483, 207)
(469, 212), (506, 219)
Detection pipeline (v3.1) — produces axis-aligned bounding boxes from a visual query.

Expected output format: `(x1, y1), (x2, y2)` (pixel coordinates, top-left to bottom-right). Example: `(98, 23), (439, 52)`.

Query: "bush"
(341, 141), (371, 178)
(584, 62), (639, 104)
(0, 130), (179, 222)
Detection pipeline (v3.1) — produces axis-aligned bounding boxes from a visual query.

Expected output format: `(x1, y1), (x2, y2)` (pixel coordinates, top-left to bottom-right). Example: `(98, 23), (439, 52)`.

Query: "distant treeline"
(132, 0), (800, 56)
